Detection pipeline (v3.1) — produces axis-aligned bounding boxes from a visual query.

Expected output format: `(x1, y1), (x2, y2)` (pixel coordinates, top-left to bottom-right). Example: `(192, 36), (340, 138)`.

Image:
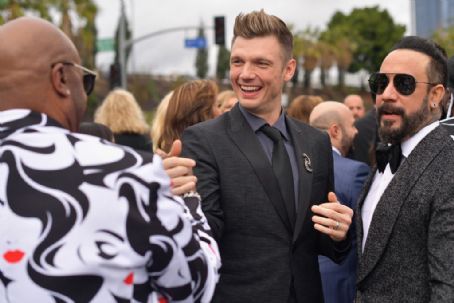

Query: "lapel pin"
(302, 153), (313, 173)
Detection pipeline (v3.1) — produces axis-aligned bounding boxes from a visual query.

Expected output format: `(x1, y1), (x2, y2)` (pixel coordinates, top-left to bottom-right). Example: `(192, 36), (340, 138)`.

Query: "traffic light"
(214, 16), (225, 46)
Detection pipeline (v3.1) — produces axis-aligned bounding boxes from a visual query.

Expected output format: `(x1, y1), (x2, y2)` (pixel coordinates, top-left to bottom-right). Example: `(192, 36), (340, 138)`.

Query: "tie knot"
(261, 124), (282, 143)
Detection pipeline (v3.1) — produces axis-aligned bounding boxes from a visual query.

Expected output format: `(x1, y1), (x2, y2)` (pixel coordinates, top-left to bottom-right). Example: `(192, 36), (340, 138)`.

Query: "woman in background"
(95, 89), (152, 152)
(286, 95), (324, 124)
(156, 79), (219, 152)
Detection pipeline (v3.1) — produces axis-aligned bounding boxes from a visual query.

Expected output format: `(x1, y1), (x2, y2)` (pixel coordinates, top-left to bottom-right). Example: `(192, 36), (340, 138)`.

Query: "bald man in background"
(0, 17), (220, 302)
(310, 101), (370, 303)
(344, 94), (366, 120)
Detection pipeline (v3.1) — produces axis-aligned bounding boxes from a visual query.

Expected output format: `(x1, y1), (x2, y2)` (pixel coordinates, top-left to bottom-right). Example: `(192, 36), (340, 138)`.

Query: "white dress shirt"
(361, 121), (440, 252)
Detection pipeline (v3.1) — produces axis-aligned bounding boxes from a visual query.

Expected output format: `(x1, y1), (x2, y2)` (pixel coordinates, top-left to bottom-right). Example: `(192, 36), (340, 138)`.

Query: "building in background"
(412, 0), (454, 37)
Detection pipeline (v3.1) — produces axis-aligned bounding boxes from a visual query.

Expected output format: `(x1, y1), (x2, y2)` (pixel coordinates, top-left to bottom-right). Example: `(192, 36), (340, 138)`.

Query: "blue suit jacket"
(319, 151), (370, 303)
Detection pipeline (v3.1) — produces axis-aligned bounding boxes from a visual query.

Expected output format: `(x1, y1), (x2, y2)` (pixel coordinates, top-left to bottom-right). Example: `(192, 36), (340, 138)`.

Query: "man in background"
(310, 101), (370, 303)
(344, 94), (366, 120)
(0, 17), (220, 302)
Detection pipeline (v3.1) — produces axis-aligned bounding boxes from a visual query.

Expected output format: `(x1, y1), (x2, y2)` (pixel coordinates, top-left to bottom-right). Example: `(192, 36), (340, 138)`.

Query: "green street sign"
(97, 38), (115, 52)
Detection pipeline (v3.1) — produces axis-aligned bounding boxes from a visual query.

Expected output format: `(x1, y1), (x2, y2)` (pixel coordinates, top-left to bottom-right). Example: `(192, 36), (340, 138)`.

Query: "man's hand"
(311, 192), (353, 242)
(159, 140), (197, 196)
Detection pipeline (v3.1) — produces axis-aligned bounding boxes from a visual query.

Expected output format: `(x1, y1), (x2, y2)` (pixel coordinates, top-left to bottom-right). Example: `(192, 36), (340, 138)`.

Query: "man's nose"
(240, 63), (255, 79)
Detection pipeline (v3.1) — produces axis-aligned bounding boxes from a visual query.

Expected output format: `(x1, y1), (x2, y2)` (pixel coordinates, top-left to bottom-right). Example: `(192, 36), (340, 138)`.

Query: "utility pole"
(119, 0), (127, 88)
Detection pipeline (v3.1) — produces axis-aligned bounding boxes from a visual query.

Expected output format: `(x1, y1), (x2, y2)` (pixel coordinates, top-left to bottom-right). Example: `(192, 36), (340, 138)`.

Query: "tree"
(216, 45), (230, 80)
(195, 23), (208, 79)
(294, 27), (320, 92)
(432, 25), (454, 57)
(320, 24), (356, 88)
(324, 7), (405, 75)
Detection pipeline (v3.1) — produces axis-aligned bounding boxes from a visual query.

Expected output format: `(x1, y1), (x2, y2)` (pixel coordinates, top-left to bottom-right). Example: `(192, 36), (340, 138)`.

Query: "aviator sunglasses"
(51, 62), (97, 95)
(368, 72), (439, 96)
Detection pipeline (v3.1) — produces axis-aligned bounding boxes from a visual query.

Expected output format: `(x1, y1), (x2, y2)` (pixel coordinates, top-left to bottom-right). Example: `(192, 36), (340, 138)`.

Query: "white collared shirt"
(361, 121), (440, 252)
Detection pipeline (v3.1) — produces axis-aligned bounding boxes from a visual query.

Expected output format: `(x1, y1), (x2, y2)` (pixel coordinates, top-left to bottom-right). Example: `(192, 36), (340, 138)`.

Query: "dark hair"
(79, 122), (115, 142)
(447, 56), (454, 89)
(392, 36), (448, 87)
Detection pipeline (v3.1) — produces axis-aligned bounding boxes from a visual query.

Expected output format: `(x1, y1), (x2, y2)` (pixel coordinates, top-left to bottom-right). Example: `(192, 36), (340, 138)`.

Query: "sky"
(94, 0), (412, 77)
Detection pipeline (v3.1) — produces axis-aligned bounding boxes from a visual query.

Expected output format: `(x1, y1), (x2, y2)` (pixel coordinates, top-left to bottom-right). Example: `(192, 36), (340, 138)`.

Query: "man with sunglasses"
(0, 17), (220, 302)
(356, 36), (454, 302)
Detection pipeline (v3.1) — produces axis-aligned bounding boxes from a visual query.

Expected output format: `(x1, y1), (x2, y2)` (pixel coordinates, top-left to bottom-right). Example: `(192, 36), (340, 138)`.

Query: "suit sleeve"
(181, 125), (224, 241)
(317, 133), (352, 263)
(428, 171), (454, 302)
(350, 163), (371, 207)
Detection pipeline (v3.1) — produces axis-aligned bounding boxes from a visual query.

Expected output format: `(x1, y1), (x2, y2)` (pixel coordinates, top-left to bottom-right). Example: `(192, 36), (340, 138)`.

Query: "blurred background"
(1, 0), (453, 120)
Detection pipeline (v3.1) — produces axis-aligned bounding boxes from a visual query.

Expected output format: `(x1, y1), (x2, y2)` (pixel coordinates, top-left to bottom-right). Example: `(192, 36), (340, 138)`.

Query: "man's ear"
(283, 58), (297, 82)
(51, 63), (71, 97)
(430, 84), (445, 107)
(327, 123), (339, 139)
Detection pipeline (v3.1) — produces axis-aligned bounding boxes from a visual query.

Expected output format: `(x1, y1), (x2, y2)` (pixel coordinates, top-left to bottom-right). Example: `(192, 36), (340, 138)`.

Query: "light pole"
(119, 0), (127, 88)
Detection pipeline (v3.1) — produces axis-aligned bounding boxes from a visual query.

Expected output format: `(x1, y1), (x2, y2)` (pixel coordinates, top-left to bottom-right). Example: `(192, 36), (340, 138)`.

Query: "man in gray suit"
(182, 10), (353, 303)
(357, 36), (454, 302)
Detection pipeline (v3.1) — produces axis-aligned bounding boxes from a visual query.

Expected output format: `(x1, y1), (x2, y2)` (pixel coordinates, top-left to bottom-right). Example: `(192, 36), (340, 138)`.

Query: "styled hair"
(232, 9), (293, 61)
(286, 95), (324, 123)
(151, 91), (173, 151)
(157, 80), (219, 152)
(94, 89), (149, 134)
(392, 36), (448, 87)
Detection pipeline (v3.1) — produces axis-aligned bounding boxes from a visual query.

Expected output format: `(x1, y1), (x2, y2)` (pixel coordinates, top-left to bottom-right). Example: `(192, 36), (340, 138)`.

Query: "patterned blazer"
(0, 109), (220, 303)
(356, 125), (454, 302)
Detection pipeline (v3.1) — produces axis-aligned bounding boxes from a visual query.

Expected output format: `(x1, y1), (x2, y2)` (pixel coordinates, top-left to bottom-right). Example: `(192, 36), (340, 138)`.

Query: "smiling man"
(182, 10), (353, 303)
(357, 36), (454, 302)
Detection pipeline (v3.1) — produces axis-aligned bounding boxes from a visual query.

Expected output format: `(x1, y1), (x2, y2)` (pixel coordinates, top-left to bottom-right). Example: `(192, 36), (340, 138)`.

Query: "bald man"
(310, 102), (370, 303)
(344, 94), (366, 120)
(0, 17), (220, 302)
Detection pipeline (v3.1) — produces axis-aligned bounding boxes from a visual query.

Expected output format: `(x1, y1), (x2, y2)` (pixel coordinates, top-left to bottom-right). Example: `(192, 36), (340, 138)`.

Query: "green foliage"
(216, 45), (230, 80)
(195, 24), (208, 79)
(432, 25), (454, 57)
(323, 6), (405, 73)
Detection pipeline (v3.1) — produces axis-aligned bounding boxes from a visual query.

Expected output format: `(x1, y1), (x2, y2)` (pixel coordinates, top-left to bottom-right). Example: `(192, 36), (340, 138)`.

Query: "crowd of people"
(1, 8), (454, 303)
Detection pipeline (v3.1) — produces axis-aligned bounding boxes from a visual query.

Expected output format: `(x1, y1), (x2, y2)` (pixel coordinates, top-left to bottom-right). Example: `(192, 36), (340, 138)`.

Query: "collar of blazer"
(356, 125), (449, 283)
(226, 105), (317, 241)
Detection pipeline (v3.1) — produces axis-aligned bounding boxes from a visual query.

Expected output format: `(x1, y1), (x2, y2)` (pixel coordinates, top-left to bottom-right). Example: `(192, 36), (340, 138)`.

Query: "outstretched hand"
(311, 192), (353, 241)
(158, 140), (197, 196)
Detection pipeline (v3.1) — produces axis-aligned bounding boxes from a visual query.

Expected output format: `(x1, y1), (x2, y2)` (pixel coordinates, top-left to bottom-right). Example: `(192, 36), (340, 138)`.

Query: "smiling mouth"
(240, 85), (261, 93)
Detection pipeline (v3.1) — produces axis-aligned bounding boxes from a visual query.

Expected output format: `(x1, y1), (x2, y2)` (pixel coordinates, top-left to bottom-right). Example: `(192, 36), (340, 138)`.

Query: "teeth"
(241, 85), (260, 92)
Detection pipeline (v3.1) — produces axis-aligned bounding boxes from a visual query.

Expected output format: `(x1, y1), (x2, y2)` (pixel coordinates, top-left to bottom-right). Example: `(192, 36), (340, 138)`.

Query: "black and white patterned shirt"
(0, 110), (220, 302)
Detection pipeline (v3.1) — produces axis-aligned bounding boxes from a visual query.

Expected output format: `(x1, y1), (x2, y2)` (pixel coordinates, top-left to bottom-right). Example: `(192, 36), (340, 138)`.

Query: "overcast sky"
(94, 0), (412, 76)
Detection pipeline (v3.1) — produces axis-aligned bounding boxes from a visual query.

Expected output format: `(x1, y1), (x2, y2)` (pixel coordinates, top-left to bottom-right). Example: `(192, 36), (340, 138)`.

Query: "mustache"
(377, 103), (405, 118)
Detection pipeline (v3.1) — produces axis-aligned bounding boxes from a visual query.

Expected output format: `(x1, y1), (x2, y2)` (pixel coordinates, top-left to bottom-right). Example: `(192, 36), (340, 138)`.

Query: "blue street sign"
(184, 37), (207, 48)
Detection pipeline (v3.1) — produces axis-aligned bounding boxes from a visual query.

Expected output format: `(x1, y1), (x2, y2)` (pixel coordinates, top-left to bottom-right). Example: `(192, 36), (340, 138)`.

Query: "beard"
(377, 96), (431, 144)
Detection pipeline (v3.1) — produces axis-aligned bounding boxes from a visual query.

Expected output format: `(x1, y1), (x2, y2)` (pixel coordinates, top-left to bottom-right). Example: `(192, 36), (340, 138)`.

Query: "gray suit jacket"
(182, 104), (350, 303)
(356, 125), (454, 302)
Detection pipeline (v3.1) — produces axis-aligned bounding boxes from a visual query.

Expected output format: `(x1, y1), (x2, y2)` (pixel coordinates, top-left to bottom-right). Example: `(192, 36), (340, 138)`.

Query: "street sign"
(97, 38), (115, 52)
(184, 37), (207, 48)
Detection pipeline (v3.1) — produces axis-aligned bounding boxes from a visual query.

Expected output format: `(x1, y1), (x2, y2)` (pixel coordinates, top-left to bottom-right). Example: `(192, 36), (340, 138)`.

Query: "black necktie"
(375, 142), (402, 174)
(261, 124), (296, 225)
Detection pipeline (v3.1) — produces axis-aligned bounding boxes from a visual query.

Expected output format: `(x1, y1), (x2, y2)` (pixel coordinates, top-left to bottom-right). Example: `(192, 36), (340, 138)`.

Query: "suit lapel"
(286, 118), (314, 243)
(357, 126), (448, 283)
(226, 106), (293, 233)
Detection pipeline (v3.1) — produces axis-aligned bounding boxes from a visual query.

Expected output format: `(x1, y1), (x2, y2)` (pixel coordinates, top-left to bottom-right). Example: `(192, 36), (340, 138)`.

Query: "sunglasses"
(368, 72), (438, 96)
(52, 62), (97, 95)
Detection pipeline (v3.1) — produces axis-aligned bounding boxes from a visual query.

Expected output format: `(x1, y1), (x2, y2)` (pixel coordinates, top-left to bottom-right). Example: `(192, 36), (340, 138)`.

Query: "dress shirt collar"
(239, 104), (290, 141)
(401, 121), (439, 158)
